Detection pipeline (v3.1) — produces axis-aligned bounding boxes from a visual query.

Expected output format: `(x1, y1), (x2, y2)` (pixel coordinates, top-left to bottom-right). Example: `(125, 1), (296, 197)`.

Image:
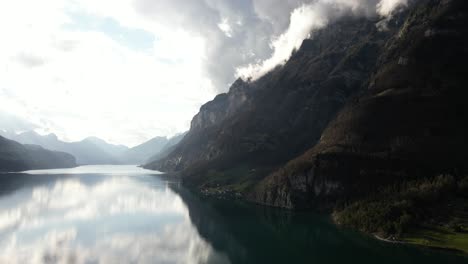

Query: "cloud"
(237, 3), (329, 79)
(377, 0), (409, 16)
(0, 111), (38, 135)
(0, 1), (215, 146)
(73, 0), (409, 90)
(236, 0), (409, 80)
(0, 0), (409, 146)
(15, 53), (46, 68)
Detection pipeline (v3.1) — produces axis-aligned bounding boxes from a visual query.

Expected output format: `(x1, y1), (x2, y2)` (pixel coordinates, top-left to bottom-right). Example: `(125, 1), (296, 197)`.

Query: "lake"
(0, 165), (466, 264)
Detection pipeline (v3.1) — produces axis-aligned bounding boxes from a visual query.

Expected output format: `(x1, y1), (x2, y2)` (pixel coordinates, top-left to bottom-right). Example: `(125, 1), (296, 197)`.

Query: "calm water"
(0, 165), (466, 264)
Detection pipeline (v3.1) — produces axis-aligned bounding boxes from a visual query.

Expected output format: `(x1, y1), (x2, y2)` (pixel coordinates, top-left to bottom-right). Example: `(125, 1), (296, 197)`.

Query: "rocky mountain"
(146, 12), (405, 183)
(0, 136), (76, 172)
(253, 0), (468, 237)
(2, 131), (123, 165)
(145, 132), (187, 165)
(146, 0), (468, 248)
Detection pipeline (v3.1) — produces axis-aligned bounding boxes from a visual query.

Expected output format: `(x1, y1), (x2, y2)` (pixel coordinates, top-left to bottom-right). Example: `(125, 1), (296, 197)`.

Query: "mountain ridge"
(0, 135), (77, 172)
(145, 0), (468, 250)
(1, 131), (124, 165)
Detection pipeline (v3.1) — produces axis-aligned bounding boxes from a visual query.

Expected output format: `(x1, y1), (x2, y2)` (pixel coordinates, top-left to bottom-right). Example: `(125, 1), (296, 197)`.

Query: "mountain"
(253, 0), (468, 238)
(146, 12), (404, 181)
(146, 0), (468, 250)
(1, 130), (188, 166)
(82, 136), (129, 157)
(0, 136), (76, 172)
(145, 132), (187, 164)
(122, 133), (188, 165)
(1, 131), (124, 165)
(120, 136), (168, 165)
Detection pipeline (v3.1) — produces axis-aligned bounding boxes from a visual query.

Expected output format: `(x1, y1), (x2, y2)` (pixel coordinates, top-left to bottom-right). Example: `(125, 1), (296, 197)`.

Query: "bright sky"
(0, 0), (216, 147)
(0, 0), (406, 147)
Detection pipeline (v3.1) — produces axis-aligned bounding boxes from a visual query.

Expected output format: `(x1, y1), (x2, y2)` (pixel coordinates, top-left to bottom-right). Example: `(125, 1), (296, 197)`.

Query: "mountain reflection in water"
(0, 166), (466, 264)
(0, 166), (229, 264)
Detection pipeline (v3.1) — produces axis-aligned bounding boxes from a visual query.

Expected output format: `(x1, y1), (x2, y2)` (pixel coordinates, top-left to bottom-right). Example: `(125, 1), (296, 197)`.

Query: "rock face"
(191, 79), (250, 132)
(146, 15), (403, 187)
(0, 136), (77, 172)
(146, 132), (187, 164)
(147, 0), (468, 226)
(253, 0), (468, 209)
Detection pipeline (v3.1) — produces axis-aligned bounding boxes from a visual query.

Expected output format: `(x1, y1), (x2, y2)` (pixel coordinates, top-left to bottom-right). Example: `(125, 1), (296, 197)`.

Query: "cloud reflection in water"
(0, 174), (229, 264)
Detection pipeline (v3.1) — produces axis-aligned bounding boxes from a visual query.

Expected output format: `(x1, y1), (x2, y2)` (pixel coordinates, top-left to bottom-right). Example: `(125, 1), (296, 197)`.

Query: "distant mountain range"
(0, 130), (187, 166)
(0, 131), (124, 165)
(119, 136), (167, 165)
(0, 135), (76, 172)
(121, 132), (186, 165)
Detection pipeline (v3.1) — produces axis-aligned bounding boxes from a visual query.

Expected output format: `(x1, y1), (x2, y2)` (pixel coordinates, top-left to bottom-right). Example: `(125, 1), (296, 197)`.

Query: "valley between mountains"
(1, 0), (467, 255)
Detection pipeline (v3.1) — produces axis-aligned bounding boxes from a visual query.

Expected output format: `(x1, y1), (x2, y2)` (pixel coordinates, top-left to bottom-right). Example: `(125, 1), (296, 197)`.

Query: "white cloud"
(0, 0), (214, 146)
(218, 18), (233, 38)
(377, 0), (408, 16)
(236, 0), (409, 81)
(237, 4), (329, 80)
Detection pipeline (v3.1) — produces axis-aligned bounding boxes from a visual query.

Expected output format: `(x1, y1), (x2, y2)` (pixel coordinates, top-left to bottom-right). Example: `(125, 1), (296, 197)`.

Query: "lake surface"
(0, 165), (466, 264)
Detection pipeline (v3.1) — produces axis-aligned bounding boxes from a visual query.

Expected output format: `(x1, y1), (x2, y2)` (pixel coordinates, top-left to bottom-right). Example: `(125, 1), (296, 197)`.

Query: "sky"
(0, 0), (407, 147)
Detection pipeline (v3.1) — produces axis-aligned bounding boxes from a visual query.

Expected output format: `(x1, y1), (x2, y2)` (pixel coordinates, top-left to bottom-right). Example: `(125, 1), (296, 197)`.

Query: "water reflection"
(0, 166), (229, 264)
(0, 166), (467, 264)
(171, 186), (468, 264)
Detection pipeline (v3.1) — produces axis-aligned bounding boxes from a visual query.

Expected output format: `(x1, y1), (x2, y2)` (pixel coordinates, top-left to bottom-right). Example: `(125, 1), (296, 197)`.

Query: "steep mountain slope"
(146, 0), (468, 249)
(254, 0), (468, 208)
(146, 12), (407, 189)
(0, 136), (76, 172)
(252, 0), (468, 242)
(2, 131), (123, 165)
(146, 132), (187, 164)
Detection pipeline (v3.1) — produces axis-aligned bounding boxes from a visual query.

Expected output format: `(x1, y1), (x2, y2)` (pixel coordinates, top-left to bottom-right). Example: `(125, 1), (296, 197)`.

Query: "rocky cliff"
(145, 0), (468, 246)
(251, 0), (468, 242)
(253, 0), (468, 209)
(145, 14), (405, 189)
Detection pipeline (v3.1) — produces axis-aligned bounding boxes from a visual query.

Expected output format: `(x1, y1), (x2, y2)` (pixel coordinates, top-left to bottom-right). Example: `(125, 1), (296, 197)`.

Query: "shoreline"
(373, 234), (405, 244)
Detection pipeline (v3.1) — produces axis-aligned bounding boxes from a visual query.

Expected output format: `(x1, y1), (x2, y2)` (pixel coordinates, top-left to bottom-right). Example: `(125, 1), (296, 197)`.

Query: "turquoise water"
(0, 165), (466, 264)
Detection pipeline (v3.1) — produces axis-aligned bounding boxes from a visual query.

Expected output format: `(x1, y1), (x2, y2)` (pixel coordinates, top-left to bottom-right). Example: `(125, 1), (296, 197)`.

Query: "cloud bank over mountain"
(0, 0), (408, 146)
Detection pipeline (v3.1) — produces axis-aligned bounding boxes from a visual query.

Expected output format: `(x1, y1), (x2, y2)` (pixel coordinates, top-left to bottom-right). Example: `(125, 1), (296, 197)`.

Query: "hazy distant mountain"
(120, 136), (169, 165)
(82, 137), (129, 157)
(1, 131), (124, 165)
(0, 130), (188, 166)
(0, 136), (76, 172)
(146, 132), (187, 164)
